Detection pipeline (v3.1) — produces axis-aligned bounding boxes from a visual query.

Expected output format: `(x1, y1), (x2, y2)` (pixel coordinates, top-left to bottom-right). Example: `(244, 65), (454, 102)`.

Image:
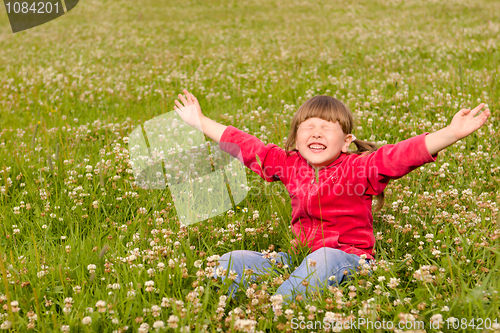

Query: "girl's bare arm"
(199, 116), (228, 143)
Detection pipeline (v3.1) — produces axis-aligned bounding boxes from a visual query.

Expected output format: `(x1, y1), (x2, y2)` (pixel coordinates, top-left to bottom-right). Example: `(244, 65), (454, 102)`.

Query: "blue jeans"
(215, 247), (372, 303)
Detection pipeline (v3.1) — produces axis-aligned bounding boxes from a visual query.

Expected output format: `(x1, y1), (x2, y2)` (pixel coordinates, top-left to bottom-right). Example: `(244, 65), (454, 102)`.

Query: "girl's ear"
(341, 134), (354, 153)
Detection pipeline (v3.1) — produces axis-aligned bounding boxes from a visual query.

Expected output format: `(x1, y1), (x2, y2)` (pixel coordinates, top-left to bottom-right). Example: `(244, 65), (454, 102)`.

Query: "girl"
(174, 88), (491, 302)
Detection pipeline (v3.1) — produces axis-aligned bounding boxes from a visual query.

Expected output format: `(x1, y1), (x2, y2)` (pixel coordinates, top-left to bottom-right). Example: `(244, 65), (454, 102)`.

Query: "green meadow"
(0, 0), (499, 331)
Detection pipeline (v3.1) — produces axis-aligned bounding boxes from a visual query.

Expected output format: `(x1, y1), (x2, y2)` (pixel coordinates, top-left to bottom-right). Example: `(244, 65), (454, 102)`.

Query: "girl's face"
(295, 117), (354, 169)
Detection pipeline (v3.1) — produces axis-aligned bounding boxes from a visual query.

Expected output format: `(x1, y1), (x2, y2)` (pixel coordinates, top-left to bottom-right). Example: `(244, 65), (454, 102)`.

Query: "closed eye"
(299, 124), (337, 131)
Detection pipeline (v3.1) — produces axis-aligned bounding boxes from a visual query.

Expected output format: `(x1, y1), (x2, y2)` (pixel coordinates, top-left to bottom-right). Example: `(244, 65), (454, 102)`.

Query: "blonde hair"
(284, 95), (385, 212)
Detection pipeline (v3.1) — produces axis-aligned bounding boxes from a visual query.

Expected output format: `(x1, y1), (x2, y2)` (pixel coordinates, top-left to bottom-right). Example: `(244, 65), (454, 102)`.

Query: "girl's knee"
(220, 251), (242, 266)
(307, 248), (362, 273)
(221, 250), (256, 260)
(219, 250), (261, 268)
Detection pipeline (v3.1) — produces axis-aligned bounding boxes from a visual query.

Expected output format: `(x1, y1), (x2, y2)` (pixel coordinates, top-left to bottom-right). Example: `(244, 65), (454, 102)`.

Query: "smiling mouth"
(308, 144), (327, 151)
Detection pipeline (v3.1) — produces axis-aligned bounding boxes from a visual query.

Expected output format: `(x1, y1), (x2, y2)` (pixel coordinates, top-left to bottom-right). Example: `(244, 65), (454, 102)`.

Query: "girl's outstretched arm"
(174, 89), (227, 143)
(174, 89), (287, 183)
(425, 103), (491, 155)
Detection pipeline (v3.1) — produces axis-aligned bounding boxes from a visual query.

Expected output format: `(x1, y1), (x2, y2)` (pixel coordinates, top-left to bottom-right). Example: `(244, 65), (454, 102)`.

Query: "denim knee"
(305, 247), (365, 286)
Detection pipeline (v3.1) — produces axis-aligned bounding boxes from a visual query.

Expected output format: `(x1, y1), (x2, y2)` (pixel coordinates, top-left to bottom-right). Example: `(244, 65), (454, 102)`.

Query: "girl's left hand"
(448, 103), (491, 140)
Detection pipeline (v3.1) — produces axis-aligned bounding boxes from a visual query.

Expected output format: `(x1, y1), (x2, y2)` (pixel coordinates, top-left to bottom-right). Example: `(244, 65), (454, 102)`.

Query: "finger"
(472, 109), (490, 129)
(470, 103), (485, 117)
(174, 106), (182, 118)
(461, 108), (471, 116)
(174, 100), (184, 109)
(479, 109), (491, 122)
(178, 93), (189, 105)
(183, 89), (194, 103)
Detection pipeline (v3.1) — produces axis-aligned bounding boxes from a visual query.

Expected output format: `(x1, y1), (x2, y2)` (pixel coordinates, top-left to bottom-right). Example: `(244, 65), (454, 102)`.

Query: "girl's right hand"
(174, 89), (205, 131)
(447, 103), (491, 140)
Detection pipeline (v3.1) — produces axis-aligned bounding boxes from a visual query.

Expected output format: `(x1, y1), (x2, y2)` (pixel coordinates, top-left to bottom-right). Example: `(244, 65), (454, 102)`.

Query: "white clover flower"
(1, 321), (12, 329)
(430, 313), (443, 328)
(270, 294), (283, 306)
(153, 320), (165, 329)
(168, 315), (179, 328)
(145, 280), (155, 292)
(95, 300), (106, 312)
(138, 323), (150, 333)
(234, 319), (257, 332)
(82, 316), (92, 325)
(387, 277), (400, 289)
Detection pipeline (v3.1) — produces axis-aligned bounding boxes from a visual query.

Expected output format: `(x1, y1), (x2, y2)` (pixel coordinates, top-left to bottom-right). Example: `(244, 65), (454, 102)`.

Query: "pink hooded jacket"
(219, 126), (438, 259)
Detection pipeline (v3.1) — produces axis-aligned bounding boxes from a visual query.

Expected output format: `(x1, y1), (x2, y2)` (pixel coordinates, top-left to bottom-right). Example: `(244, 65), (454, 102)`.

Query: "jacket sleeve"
(218, 126), (287, 182)
(352, 132), (438, 196)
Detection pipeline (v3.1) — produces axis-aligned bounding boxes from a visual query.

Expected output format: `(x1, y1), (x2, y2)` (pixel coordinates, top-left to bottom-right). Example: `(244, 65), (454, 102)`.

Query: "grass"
(0, 0), (499, 331)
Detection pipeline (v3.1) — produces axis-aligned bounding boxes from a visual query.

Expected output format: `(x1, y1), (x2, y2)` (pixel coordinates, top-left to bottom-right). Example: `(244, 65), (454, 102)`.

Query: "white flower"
(387, 277), (400, 289)
(1, 321), (12, 329)
(270, 294), (283, 306)
(430, 313), (443, 328)
(95, 300), (106, 308)
(82, 316), (92, 325)
(153, 321), (165, 329)
(138, 323), (150, 333)
(234, 319), (257, 332)
(168, 315), (179, 328)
